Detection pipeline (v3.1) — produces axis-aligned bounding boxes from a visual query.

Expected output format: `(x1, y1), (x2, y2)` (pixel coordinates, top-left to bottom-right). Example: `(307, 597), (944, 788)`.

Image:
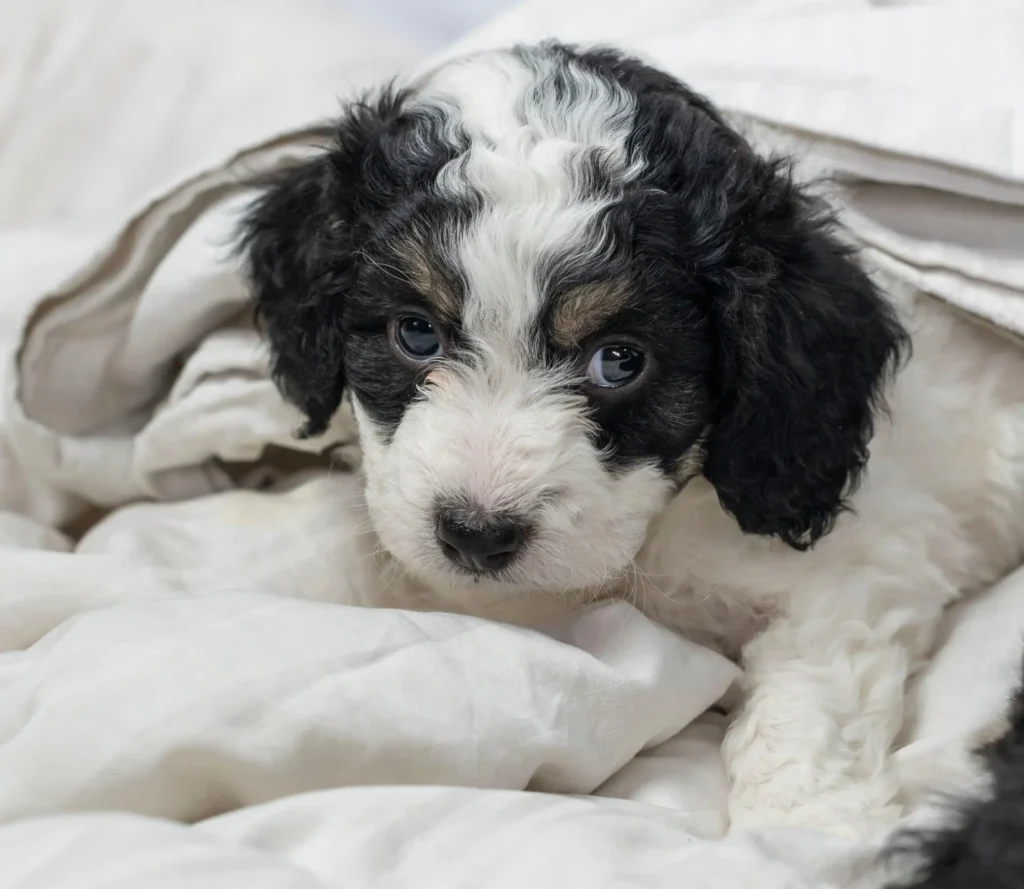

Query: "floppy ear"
(238, 90), (402, 437)
(239, 155), (347, 437)
(702, 159), (908, 550)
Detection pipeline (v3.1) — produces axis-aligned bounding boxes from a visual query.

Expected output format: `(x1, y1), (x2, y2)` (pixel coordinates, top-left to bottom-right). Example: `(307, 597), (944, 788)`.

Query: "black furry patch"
(888, 665), (1024, 889)
(237, 88), (467, 438)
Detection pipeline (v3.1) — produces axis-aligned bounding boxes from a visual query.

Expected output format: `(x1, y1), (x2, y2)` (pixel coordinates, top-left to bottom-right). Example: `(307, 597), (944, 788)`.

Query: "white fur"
(412, 49), (641, 341)
(346, 51), (1024, 838)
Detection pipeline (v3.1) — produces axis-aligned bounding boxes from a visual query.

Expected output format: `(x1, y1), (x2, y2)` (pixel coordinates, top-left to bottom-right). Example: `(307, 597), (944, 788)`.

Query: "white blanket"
(2, 0), (1024, 886)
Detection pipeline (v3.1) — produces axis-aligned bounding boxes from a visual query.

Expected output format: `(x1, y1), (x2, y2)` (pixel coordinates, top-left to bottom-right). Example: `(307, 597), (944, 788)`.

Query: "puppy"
(239, 41), (1024, 836)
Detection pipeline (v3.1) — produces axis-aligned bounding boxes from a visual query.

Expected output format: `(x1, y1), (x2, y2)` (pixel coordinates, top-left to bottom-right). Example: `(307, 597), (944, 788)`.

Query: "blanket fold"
(2, 1), (1024, 887)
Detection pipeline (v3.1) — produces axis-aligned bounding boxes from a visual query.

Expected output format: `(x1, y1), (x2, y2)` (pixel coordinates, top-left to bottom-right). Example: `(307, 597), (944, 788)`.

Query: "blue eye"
(393, 316), (443, 361)
(587, 345), (646, 388)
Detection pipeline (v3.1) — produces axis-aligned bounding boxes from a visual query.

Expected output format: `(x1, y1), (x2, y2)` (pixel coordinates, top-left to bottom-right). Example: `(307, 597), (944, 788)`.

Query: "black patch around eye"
(341, 224), (466, 438)
(592, 381), (711, 478)
(553, 247), (715, 478)
(588, 341), (713, 477)
(343, 331), (422, 436)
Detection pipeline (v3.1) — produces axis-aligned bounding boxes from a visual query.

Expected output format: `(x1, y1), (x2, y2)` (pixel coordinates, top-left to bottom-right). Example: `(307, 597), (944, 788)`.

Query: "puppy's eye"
(587, 345), (646, 388)
(392, 315), (443, 362)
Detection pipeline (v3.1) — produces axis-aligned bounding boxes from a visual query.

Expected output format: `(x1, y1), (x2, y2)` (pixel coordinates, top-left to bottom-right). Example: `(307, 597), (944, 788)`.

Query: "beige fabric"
(0, 0), (417, 227)
(0, 0), (1023, 886)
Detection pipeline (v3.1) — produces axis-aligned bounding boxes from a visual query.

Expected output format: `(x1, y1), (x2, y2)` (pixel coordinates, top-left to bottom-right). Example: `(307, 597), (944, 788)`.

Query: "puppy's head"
(240, 42), (906, 593)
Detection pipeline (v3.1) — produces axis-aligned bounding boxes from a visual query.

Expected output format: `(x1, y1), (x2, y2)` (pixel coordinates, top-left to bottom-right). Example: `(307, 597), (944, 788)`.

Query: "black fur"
(697, 164), (908, 549)
(240, 153), (341, 438)
(238, 88), (464, 437)
(238, 41), (908, 549)
(890, 665), (1024, 889)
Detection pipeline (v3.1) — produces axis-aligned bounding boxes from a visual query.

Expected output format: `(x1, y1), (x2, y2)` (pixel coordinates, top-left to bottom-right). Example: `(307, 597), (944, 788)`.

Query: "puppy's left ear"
(703, 159), (908, 550)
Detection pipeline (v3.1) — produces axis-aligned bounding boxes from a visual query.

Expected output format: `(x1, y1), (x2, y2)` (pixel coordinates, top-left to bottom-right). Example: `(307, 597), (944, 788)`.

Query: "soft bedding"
(1, 0), (1023, 886)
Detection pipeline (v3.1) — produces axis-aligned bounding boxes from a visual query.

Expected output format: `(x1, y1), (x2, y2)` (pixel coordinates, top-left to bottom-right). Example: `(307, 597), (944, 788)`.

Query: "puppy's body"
(240, 42), (1024, 836)
(640, 296), (1024, 831)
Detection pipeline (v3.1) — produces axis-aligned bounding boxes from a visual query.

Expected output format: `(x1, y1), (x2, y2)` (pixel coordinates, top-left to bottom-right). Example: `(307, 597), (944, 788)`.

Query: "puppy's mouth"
(421, 545), (528, 589)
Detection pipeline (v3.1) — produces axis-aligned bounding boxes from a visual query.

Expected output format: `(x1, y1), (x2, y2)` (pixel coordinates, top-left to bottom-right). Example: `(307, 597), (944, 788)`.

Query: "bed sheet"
(1, 1), (1023, 886)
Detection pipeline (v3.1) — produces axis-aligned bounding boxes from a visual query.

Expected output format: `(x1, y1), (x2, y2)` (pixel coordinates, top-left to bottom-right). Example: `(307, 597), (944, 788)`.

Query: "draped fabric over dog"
(1, 0), (1022, 886)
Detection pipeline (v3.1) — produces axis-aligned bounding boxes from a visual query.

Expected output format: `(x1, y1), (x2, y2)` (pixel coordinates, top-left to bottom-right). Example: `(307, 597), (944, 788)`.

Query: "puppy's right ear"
(239, 155), (343, 438)
(238, 90), (400, 437)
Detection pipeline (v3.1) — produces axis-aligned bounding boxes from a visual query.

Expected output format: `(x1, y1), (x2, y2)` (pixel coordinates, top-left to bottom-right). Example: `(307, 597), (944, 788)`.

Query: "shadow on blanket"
(892, 662), (1024, 888)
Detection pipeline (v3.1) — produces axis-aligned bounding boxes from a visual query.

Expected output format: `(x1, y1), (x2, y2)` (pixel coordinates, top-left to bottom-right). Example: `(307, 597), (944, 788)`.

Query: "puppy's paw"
(728, 787), (902, 842)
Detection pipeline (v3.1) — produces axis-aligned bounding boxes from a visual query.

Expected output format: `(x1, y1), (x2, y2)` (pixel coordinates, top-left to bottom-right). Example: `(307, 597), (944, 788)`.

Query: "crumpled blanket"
(1, 0), (1023, 886)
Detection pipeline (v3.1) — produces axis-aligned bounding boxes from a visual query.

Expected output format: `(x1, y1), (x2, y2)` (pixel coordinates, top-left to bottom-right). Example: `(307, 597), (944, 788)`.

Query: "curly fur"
(701, 160), (907, 549)
(238, 41), (1024, 838)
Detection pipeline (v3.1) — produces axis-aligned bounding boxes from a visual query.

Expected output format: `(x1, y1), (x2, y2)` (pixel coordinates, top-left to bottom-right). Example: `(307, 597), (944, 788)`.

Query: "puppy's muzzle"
(435, 505), (528, 574)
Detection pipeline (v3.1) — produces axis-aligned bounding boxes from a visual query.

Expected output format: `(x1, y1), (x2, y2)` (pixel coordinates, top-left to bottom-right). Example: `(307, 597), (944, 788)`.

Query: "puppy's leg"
(723, 599), (942, 838)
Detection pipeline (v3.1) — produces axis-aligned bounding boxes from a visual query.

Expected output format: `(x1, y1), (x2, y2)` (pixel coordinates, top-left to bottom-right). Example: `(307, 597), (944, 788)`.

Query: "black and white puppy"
(240, 42), (1024, 836)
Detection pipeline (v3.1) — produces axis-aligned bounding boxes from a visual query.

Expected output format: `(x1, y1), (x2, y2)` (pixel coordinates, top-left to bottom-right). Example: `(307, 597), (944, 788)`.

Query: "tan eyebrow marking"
(399, 240), (462, 325)
(550, 279), (632, 347)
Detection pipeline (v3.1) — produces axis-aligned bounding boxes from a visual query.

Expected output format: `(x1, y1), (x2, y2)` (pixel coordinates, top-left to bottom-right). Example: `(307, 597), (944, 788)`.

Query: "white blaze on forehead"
(408, 49), (643, 342)
(413, 49), (636, 149)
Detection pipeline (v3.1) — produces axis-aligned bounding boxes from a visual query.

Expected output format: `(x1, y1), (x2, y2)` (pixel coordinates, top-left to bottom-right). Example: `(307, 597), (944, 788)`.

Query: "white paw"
(728, 790), (902, 841)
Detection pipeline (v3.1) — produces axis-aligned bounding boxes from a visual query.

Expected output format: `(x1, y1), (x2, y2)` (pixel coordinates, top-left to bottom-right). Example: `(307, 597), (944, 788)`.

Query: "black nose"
(435, 507), (526, 574)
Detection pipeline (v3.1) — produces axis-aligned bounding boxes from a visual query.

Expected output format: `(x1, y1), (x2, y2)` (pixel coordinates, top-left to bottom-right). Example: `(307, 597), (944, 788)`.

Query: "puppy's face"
(241, 43), (906, 594)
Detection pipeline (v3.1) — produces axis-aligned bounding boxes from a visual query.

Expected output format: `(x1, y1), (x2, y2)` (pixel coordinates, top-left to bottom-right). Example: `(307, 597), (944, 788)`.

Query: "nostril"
(435, 506), (527, 574)
(438, 539), (462, 564)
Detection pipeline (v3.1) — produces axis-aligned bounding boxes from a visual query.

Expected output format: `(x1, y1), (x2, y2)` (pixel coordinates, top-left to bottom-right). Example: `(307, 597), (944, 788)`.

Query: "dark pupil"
(601, 346), (644, 382)
(398, 317), (440, 357)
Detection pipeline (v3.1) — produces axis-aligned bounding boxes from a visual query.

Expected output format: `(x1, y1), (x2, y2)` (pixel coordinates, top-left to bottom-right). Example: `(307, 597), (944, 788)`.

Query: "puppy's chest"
(616, 557), (771, 660)
(615, 486), (778, 657)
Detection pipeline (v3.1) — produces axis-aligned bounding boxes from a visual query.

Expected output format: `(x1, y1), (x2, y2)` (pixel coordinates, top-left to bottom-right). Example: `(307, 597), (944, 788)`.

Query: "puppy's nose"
(435, 507), (526, 574)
